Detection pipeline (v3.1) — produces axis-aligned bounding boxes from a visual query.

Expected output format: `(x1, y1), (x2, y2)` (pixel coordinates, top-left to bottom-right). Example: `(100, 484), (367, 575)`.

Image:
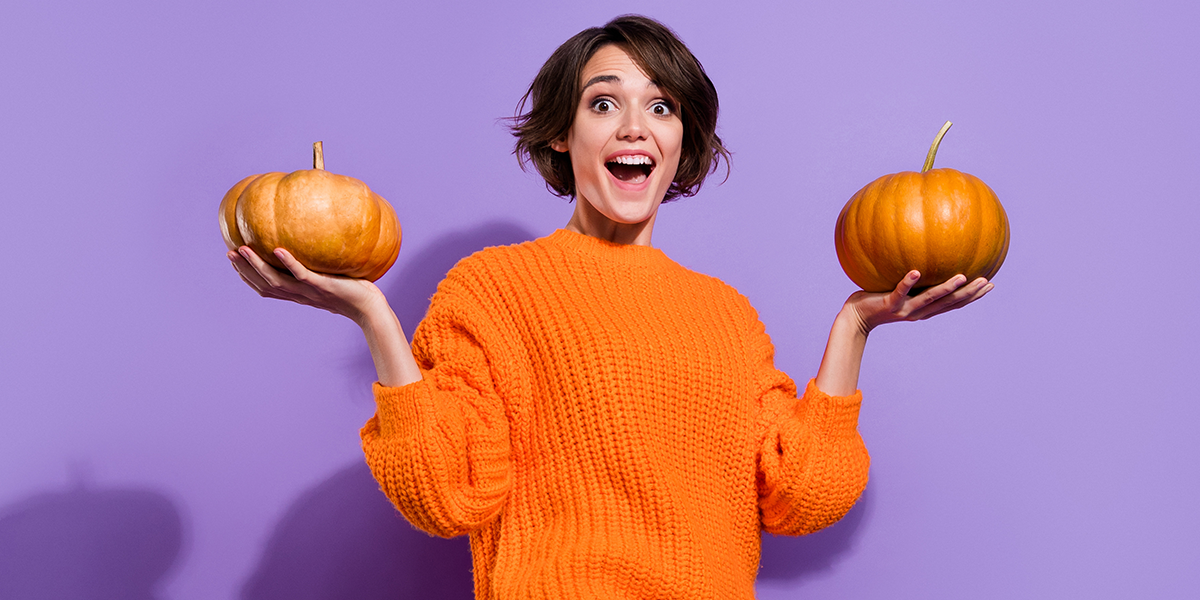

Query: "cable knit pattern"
(360, 229), (870, 599)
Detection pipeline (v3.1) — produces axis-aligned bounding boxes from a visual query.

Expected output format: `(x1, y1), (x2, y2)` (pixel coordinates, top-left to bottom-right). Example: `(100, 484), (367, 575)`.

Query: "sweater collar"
(546, 229), (672, 269)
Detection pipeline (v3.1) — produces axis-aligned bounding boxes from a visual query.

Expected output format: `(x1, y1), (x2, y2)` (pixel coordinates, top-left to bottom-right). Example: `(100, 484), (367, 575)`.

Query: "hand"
(845, 270), (994, 335)
(228, 246), (388, 326)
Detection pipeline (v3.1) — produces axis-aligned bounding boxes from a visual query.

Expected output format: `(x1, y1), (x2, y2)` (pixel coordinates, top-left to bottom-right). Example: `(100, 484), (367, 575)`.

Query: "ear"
(550, 138), (568, 153)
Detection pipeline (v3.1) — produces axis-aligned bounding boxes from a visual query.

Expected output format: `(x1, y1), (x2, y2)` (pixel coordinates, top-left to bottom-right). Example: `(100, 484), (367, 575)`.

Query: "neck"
(564, 198), (657, 247)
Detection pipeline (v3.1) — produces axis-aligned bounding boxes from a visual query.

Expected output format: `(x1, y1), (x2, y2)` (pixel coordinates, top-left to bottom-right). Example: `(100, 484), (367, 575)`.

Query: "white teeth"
(609, 155), (653, 165)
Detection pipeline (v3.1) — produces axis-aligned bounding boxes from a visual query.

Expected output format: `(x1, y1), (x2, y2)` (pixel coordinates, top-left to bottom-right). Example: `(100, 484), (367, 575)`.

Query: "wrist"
(816, 306), (871, 397)
(836, 304), (872, 339)
(350, 290), (394, 331)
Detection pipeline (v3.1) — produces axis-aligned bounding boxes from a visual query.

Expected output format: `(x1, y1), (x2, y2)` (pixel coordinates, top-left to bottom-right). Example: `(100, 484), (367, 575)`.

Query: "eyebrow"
(582, 74), (620, 90)
(581, 74), (661, 91)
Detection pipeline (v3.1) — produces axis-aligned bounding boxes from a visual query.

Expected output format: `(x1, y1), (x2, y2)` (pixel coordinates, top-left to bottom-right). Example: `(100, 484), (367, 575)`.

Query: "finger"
(888, 271), (921, 310)
(232, 255), (292, 300)
(911, 278), (992, 321)
(231, 248), (314, 302)
(230, 250), (273, 294)
(238, 246), (297, 289)
(921, 274), (969, 301)
(887, 273), (960, 319)
(893, 271), (920, 296)
(235, 269), (279, 299)
(953, 280), (994, 309)
(913, 287), (990, 321)
(917, 277), (987, 315)
(273, 248), (319, 284)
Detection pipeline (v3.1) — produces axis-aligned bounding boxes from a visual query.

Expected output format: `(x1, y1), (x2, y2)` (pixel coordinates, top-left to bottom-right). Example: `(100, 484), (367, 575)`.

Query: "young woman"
(229, 15), (992, 600)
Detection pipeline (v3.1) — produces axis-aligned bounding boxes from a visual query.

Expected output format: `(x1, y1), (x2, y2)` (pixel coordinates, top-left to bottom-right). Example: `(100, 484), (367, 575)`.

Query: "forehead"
(580, 44), (655, 86)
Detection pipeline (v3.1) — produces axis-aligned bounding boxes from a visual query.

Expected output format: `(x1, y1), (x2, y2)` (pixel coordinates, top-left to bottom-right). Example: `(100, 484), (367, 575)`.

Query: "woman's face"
(552, 44), (684, 234)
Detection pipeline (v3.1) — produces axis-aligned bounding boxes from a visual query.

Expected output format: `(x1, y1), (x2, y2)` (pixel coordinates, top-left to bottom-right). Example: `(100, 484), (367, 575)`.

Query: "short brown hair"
(511, 15), (730, 202)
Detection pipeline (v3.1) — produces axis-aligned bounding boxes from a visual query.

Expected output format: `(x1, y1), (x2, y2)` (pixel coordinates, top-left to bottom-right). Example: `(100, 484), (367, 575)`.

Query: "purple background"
(2, 0), (1197, 598)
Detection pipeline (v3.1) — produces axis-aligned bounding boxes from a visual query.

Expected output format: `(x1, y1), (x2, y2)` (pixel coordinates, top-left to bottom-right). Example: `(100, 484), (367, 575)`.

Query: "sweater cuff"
(371, 374), (433, 438)
(800, 378), (863, 437)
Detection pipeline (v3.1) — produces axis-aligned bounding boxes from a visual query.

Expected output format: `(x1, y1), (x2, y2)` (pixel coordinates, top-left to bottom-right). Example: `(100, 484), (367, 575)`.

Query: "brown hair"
(510, 15), (730, 202)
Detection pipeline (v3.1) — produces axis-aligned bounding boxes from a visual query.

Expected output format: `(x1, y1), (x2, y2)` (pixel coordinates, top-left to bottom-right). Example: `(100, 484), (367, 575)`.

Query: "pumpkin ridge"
(893, 173), (920, 288)
(362, 195), (401, 281)
(855, 182), (887, 291)
(976, 176), (1008, 281)
(219, 173), (264, 251)
(347, 187), (385, 278)
(238, 172), (286, 269)
(915, 172), (940, 287)
(964, 174), (989, 280)
(931, 170), (962, 283)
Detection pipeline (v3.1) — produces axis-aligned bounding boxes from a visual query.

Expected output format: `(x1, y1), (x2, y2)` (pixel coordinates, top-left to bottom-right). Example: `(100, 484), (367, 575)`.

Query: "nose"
(617, 107), (648, 142)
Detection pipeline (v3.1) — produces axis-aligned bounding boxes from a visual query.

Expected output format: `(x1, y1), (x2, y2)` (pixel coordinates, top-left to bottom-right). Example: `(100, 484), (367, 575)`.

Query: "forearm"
(357, 301), (423, 387)
(814, 306), (870, 397)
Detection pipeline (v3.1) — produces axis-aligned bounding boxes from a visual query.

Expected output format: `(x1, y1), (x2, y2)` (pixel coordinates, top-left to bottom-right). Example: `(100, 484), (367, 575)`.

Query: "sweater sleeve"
(751, 318), (871, 536)
(360, 270), (514, 538)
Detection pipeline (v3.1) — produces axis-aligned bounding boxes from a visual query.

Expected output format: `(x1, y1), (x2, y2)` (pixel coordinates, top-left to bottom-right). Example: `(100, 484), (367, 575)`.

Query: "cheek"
(664, 123), (684, 163)
(568, 127), (608, 176)
(662, 133), (685, 180)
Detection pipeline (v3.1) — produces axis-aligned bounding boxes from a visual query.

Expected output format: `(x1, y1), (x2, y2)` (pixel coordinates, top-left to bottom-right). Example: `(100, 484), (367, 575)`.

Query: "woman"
(229, 15), (992, 600)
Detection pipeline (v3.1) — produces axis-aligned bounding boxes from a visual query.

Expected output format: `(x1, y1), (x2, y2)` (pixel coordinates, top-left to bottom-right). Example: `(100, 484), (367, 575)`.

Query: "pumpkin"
(834, 122), (1009, 293)
(219, 142), (401, 281)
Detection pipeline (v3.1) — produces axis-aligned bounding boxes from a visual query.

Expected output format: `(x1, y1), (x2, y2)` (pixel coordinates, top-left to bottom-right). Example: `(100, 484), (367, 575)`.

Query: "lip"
(603, 150), (657, 192)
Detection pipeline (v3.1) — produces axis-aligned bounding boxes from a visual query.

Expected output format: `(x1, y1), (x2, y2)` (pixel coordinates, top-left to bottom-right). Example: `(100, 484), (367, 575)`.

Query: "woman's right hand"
(228, 246), (388, 328)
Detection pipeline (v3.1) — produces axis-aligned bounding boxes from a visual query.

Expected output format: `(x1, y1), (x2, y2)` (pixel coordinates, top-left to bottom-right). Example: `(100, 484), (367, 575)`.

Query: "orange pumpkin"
(834, 122), (1009, 293)
(219, 142), (401, 281)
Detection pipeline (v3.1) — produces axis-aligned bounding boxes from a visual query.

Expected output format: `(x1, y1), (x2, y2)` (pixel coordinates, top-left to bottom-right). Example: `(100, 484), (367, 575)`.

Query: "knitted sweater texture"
(361, 229), (870, 599)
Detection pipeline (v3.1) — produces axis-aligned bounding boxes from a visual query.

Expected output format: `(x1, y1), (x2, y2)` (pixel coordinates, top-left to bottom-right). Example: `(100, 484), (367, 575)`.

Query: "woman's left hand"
(846, 271), (994, 335)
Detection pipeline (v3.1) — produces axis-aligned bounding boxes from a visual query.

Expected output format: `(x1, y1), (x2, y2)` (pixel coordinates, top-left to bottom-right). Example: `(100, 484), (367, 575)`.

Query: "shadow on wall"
(241, 461), (473, 599)
(758, 485), (872, 580)
(0, 484), (183, 600)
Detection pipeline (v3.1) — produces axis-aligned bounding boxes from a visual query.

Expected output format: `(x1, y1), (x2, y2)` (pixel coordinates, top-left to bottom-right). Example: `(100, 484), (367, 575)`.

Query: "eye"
(651, 101), (673, 116)
(591, 98), (616, 113)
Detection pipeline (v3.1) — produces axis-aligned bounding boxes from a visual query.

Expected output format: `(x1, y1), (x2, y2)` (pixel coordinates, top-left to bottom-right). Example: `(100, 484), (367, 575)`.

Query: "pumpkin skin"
(834, 167), (1009, 293)
(219, 166), (401, 282)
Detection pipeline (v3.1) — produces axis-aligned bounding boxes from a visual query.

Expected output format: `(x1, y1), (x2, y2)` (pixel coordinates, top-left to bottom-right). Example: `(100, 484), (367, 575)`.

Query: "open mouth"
(605, 155), (655, 184)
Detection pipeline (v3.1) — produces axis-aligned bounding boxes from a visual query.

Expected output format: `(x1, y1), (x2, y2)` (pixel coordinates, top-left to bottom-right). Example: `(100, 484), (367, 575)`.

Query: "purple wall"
(2, 0), (1197, 598)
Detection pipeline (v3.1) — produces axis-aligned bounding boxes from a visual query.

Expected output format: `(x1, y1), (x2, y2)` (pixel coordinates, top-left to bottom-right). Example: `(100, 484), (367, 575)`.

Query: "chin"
(606, 195), (664, 224)
(608, 210), (656, 226)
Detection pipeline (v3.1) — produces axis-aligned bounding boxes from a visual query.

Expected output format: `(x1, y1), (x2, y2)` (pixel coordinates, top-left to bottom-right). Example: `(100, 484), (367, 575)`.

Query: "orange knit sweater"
(361, 229), (870, 599)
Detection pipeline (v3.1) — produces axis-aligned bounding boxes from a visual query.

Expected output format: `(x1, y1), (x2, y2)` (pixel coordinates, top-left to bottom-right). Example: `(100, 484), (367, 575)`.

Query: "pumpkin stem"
(922, 121), (953, 173)
(313, 141), (325, 171)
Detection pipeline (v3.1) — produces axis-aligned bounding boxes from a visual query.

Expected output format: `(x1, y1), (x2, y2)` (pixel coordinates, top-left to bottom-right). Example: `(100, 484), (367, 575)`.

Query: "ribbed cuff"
(800, 378), (863, 437)
(372, 375), (432, 438)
